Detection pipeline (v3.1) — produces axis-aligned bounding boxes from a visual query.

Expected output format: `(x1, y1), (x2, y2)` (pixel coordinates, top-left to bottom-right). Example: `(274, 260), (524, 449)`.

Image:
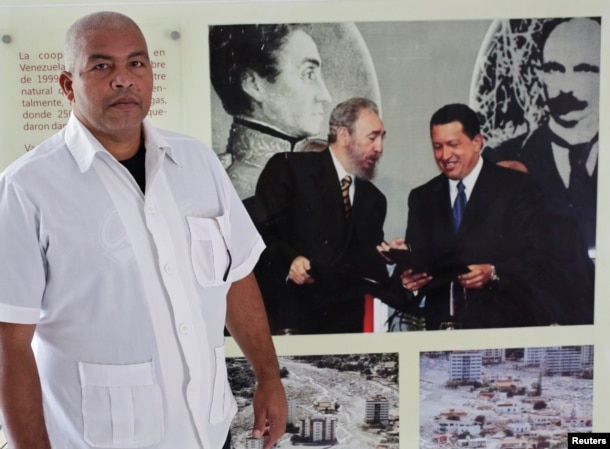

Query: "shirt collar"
(550, 140), (598, 183)
(64, 113), (178, 173)
(448, 155), (483, 199)
(328, 144), (353, 182)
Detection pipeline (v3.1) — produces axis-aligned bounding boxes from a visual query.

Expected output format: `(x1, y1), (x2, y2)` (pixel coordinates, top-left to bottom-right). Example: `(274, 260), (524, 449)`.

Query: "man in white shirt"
(0, 11), (286, 449)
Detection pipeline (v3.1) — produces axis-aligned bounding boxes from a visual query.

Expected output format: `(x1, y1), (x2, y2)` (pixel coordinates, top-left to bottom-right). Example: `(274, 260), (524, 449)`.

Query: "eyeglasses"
(212, 217), (232, 282)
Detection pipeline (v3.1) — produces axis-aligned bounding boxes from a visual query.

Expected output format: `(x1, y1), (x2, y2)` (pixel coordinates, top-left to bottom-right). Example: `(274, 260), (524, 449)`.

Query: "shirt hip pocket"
(187, 214), (232, 287)
(79, 361), (164, 448)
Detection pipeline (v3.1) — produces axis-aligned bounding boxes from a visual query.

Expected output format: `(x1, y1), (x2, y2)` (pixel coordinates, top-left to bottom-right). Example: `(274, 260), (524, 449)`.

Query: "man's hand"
(251, 378), (288, 449)
(458, 264), (493, 289)
(400, 268), (432, 292)
(376, 238), (408, 263)
(288, 256), (314, 285)
(225, 273), (287, 449)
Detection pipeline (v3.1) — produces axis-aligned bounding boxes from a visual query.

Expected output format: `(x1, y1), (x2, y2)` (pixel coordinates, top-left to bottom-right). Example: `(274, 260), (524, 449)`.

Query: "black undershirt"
(119, 143), (146, 194)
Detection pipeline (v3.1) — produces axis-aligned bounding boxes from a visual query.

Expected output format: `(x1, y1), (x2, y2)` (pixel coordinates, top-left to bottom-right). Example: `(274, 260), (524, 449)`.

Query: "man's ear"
(59, 71), (75, 103)
(473, 134), (484, 153)
(336, 126), (351, 145)
(241, 69), (265, 103)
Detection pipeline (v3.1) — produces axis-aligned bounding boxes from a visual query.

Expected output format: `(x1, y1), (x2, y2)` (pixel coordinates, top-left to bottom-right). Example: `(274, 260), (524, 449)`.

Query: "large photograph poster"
(0, 1), (609, 448)
(209, 18), (598, 336)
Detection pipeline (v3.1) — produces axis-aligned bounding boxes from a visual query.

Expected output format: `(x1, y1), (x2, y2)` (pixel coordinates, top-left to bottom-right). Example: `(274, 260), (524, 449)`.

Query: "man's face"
(432, 121), (482, 180)
(541, 18), (600, 129)
(255, 29), (332, 138)
(60, 26), (154, 143)
(344, 108), (385, 180)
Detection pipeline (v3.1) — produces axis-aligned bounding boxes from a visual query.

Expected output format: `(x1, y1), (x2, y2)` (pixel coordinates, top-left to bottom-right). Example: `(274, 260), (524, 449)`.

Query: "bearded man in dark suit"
(381, 104), (558, 330)
(252, 97), (389, 334)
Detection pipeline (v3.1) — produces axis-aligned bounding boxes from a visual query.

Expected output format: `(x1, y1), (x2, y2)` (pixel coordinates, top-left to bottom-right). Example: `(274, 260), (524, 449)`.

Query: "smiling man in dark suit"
(252, 97), (389, 334)
(381, 103), (556, 330)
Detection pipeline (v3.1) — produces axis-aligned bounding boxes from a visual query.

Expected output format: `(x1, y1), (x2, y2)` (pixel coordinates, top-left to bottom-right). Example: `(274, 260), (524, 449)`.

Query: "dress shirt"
(551, 140), (598, 188)
(0, 114), (265, 449)
(447, 156), (483, 318)
(329, 145), (355, 203)
(410, 159), (484, 309)
(448, 155), (483, 205)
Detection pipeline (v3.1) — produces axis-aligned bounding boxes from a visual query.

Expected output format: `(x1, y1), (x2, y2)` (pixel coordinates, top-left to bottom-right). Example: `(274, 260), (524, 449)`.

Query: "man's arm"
(454, 168), (545, 293)
(0, 322), (51, 449)
(225, 272), (287, 449)
(464, 172), (545, 291)
(254, 154), (301, 271)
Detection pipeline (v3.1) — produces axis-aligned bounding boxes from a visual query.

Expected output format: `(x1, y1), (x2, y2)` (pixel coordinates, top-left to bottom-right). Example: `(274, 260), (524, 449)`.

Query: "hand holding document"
(376, 238), (409, 263)
(377, 239), (469, 293)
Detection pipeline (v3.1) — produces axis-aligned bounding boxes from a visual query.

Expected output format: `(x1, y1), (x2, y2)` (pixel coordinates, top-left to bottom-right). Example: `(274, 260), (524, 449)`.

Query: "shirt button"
(164, 263), (173, 274)
(145, 204), (156, 215)
(179, 323), (189, 335)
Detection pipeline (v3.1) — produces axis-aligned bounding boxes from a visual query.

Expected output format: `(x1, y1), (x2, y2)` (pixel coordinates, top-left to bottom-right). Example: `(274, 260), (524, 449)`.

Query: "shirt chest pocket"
(79, 361), (164, 448)
(187, 214), (232, 287)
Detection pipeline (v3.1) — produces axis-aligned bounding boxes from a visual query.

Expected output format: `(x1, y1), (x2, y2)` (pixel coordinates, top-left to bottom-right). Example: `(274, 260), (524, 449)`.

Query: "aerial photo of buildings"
(420, 346), (593, 449)
(228, 353), (399, 449)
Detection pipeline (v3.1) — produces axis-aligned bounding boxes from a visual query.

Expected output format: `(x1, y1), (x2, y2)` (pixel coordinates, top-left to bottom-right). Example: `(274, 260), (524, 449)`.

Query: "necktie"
(568, 142), (593, 196)
(452, 180), (466, 232)
(550, 131), (597, 197)
(341, 175), (352, 219)
(551, 132), (598, 249)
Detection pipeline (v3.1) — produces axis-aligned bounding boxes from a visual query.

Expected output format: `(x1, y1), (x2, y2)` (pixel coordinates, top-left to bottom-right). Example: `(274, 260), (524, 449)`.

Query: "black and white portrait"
(474, 18), (600, 259)
(208, 17), (599, 333)
(209, 23), (380, 200)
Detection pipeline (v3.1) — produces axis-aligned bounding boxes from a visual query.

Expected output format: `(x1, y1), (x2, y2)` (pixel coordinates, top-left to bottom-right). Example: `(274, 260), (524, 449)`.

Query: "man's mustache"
(547, 92), (588, 117)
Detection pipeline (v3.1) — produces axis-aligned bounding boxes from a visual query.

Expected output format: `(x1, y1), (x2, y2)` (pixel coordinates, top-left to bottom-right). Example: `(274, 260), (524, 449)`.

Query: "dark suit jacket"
(486, 123), (596, 324)
(401, 160), (556, 330)
(251, 149), (388, 334)
(490, 122), (597, 251)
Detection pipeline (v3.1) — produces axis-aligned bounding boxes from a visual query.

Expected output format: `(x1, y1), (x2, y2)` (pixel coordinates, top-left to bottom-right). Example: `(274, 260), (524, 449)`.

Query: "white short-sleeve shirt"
(0, 114), (265, 449)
